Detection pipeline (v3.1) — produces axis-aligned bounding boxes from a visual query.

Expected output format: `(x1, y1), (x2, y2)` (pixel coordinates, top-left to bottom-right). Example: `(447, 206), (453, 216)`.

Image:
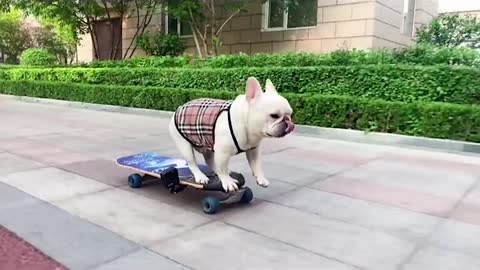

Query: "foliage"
(35, 17), (77, 64)
(136, 32), (186, 57)
(29, 21), (76, 65)
(1, 79), (479, 143)
(0, 9), (31, 63)
(417, 14), (480, 49)
(71, 46), (480, 69)
(167, 0), (263, 57)
(79, 55), (193, 68)
(14, 0), (164, 60)
(0, 0), (14, 12)
(1, 65), (478, 105)
(168, 0), (309, 58)
(20, 48), (57, 66)
(205, 46), (480, 67)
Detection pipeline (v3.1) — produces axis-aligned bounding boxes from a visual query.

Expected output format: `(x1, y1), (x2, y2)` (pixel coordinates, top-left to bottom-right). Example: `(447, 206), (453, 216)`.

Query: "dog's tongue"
(286, 121), (295, 134)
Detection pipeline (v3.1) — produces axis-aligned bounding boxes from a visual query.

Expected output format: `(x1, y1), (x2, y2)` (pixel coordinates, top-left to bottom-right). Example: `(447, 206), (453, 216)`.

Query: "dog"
(168, 77), (294, 192)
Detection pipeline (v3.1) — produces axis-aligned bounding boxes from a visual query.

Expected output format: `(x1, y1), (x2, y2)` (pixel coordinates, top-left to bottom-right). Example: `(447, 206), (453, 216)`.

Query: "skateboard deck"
(116, 151), (245, 191)
(116, 152), (212, 187)
(115, 152), (253, 214)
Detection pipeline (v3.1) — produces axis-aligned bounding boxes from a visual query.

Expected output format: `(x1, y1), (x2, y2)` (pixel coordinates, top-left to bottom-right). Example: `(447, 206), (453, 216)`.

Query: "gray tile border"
(429, 219), (480, 258)
(150, 221), (358, 270)
(0, 183), (140, 270)
(0, 152), (45, 176)
(222, 202), (416, 270)
(402, 245), (480, 270)
(91, 248), (190, 270)
(270, 187), (442, 241)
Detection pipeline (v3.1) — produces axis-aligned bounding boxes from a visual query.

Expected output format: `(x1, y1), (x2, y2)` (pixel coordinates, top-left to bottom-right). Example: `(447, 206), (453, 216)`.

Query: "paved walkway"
(1, 97), (480, 270)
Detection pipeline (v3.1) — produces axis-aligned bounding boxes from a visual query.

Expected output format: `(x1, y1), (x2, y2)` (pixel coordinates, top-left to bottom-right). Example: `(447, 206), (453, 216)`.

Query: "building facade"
(76, 0), (439, 62)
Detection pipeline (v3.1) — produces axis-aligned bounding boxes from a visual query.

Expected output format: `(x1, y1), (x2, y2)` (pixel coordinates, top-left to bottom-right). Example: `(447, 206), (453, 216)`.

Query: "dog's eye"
(270, 114), (280, 119)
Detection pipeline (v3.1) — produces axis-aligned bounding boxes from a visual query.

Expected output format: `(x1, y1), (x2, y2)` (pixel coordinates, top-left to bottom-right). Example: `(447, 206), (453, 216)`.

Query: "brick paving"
(0, 225), (66, 270)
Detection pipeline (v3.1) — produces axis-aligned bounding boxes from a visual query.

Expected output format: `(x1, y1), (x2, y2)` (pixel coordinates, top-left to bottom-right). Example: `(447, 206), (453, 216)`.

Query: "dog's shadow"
(126, 177), (256, 216)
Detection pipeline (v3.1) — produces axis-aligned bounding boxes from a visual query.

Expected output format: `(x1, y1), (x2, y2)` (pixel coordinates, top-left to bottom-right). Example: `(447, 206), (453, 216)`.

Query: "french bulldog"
(168, 77), (294, 192)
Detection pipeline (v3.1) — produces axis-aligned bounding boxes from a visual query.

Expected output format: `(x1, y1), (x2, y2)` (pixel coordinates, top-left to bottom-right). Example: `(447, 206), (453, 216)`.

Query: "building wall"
(372, 0), (413, 48)
(414, 0), (439, 34)
(77, 0), (439, 61)
(122, 8), (165, 58)
(76, 33), (94, 63)
(187, 0), (378, 54)
(440, 10), (480, 17)
(371, 0), (438, 49)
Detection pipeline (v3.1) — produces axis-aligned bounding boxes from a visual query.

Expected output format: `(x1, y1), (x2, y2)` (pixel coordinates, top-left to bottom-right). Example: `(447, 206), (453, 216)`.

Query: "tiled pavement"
(1, 97), (480, 270)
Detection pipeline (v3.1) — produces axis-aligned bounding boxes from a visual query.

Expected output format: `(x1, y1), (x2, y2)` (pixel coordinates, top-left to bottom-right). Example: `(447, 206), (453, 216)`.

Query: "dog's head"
(244, 77), (294, 138)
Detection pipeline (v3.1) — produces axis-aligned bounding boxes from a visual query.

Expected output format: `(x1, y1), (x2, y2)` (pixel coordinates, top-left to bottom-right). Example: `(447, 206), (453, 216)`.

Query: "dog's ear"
(265, 79), (277, 94)
(246, 77), (262, 103)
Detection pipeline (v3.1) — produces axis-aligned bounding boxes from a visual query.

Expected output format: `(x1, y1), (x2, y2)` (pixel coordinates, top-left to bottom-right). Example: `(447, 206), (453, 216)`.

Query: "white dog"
(168, 77), (294, 192)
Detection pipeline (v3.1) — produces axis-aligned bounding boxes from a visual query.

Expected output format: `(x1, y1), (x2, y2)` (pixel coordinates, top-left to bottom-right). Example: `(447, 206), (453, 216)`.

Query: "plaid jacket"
(174, 98), (234, 152)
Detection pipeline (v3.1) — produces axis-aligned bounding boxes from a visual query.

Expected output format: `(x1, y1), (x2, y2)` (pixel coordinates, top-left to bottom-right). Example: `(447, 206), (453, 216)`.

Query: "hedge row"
(77, 55), (192, 68)
(76, 45), (480, 68)
(1, 65), (479, 104)
(1, 80), (479, 143)
(204, 46), (480, 68)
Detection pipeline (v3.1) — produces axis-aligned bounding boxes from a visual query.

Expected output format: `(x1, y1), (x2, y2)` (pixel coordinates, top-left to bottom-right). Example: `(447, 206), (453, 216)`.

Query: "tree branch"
(215, 9), (240, 36)
(126, 1), (158, 58)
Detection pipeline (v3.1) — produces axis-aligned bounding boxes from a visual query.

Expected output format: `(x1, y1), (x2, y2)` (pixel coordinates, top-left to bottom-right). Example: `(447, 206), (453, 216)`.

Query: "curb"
(3, 94), (480, 155)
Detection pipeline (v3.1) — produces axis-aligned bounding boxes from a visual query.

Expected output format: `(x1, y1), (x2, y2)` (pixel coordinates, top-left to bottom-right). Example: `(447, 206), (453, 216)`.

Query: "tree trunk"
(86, 16), (100, 60)
(124, 2), (158, 59)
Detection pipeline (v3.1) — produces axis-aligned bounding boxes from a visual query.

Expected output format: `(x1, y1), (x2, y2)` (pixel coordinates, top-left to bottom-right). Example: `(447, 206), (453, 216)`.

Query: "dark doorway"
(95, 18), (122, 60)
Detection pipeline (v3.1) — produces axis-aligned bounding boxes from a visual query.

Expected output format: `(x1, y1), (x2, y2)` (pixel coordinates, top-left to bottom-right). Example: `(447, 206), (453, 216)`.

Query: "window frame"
(262, 0), (318, 32)
(163, 8), (193, 37)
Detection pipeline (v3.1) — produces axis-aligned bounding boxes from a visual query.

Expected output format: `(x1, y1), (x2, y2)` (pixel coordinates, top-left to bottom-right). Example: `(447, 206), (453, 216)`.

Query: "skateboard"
(115, 152), (253, 214)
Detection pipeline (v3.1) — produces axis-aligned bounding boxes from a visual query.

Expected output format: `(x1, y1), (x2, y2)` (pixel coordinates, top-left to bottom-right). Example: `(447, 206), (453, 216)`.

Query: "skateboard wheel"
(128, 173), (143, 188)
(202, 197), (220, 214)
(240, 187), (254, 203)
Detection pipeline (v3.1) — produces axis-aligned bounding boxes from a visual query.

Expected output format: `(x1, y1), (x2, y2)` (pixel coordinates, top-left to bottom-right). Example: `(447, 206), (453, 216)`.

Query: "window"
(165, 15), (193, 37)
(264, 0), (317, 30)
(163, 0), (192, 36)
(402, 0), (416, 36)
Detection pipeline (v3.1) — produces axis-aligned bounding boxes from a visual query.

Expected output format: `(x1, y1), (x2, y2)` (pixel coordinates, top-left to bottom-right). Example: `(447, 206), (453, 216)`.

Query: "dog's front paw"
(256, 176), (270, 188)
(194, 173), (210, 184)
(220, 176), (239, 192)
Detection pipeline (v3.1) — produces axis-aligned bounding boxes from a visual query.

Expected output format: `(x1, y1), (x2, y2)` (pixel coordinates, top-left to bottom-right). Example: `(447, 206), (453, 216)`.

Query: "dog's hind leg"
(168, 118), (210, 184)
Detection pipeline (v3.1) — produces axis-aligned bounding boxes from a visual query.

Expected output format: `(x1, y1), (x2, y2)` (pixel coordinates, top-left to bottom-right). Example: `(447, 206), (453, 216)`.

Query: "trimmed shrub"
(78, 55), (193, 68)
(209, 46), (479, 67)
(20, 48), (57, 66)
(74, 45), (480, 69)
(136, 32), (186, 57)
(1, 65), (478, 104)
(0, 80), (479, 143)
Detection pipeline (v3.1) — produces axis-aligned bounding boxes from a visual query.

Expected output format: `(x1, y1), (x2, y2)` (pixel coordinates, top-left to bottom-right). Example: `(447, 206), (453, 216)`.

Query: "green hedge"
(76, 45), (480, 68)
(77, 55), (193, 68)
(20, 48), (58, 66)
(1, 65), (479, 104)
(205, 46), (480, 68)
(1, 80), (479, 143)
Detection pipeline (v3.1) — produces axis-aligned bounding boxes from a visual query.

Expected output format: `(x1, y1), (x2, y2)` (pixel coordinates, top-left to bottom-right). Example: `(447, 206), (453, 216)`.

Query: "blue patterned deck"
(116, 152), (214, 178)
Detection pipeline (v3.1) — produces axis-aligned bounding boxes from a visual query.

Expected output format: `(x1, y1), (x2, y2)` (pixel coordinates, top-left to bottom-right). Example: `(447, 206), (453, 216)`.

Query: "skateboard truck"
(159, 167), (182, 193)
